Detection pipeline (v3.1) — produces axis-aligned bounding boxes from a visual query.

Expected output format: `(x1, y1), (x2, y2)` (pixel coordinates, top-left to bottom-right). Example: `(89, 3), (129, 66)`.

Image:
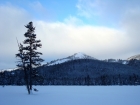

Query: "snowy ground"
(0, 86), (140, 105)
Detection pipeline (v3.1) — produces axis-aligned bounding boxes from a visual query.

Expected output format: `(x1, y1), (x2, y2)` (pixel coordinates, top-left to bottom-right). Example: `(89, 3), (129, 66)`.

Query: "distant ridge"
(127, 54), (140, 60)
(0, 68), (18, 72)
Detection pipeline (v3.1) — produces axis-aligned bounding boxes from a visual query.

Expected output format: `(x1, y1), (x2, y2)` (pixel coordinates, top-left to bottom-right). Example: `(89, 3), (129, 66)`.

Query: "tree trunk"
(24, 68), (30, 94)
(29, 42), (32, 91)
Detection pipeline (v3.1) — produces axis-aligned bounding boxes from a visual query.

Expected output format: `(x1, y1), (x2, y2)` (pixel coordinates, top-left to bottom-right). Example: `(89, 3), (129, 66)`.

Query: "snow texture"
(127, 54), (140, 60)
(0, 86), (140, 105)
(0, 68), (19, 72)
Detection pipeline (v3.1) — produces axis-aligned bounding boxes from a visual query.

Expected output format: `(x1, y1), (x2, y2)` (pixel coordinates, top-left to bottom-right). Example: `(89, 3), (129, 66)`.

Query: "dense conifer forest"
(0, 59), (140, 85)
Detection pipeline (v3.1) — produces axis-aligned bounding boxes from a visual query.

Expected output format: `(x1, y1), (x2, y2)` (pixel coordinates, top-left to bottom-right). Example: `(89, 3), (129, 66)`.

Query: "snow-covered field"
(0, 86), (140, 105)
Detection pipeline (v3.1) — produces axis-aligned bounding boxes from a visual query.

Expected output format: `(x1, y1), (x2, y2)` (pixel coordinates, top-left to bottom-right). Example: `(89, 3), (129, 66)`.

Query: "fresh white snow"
(127, 54), (140, 60)
(46, 52), (96, 66)
(48, 58), (70, 66)
(0, 68), (19, 72)
(0, 86), (140, 105)
(71, 52), (95, 59)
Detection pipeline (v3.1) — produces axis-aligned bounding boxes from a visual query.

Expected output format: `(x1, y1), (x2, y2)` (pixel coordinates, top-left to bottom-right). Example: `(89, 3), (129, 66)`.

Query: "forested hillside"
(0, 59), (140, 85)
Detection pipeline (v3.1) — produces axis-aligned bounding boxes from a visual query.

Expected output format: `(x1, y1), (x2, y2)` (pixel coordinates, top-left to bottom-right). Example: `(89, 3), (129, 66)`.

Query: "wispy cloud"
(29, 1), (46, 14)
(64, 15), (84, 25)
(76, 0), (106, 18)
(76, 0), (140, 27)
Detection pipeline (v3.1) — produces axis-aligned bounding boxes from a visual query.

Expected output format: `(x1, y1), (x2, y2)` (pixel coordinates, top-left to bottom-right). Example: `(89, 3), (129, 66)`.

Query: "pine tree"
(16, 22), (44, 94)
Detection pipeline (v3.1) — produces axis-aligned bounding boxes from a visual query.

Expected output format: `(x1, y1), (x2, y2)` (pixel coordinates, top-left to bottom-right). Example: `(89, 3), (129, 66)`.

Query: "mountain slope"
(0, 68), (19, 72)
(1, 57), (140, 85)
(37, 58), (140, 85)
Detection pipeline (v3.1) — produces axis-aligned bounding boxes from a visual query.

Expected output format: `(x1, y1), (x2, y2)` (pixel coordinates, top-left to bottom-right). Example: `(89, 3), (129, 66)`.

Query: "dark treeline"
(0, 59), (140, 85)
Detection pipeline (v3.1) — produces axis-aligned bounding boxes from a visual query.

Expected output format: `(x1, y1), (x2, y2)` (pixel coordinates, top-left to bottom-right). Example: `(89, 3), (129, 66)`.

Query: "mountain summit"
(46, 52), (96, 66)
(68, 52), (96, 60)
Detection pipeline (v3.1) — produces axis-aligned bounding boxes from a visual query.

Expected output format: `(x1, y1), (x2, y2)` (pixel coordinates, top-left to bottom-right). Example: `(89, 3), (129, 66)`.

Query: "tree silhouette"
(16, 22), (44, 94)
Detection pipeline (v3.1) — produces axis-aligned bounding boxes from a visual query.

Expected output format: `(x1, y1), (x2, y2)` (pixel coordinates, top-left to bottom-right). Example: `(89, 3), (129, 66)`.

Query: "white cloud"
(1, 1), (140, 69)
(35, 21), (130, 60)
(120, 7), (140, 55)
(0, 4), (31, 69)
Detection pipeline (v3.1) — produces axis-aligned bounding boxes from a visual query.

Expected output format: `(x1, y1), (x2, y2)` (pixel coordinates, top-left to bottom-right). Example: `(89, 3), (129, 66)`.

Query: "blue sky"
(1, 0), (140, 69)
(0, 0), (124, 26)
(0, 0), (78, 22)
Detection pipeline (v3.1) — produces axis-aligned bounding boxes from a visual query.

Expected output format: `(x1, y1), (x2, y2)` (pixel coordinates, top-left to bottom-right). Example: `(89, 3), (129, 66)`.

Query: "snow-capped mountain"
(46, 52), (97, 66)
(68, 52), (96, 60)
(127, 54), (140, 60)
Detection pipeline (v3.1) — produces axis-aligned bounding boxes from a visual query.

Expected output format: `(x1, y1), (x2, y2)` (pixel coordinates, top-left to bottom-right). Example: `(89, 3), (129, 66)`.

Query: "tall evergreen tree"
(16, 22), (44, 94)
